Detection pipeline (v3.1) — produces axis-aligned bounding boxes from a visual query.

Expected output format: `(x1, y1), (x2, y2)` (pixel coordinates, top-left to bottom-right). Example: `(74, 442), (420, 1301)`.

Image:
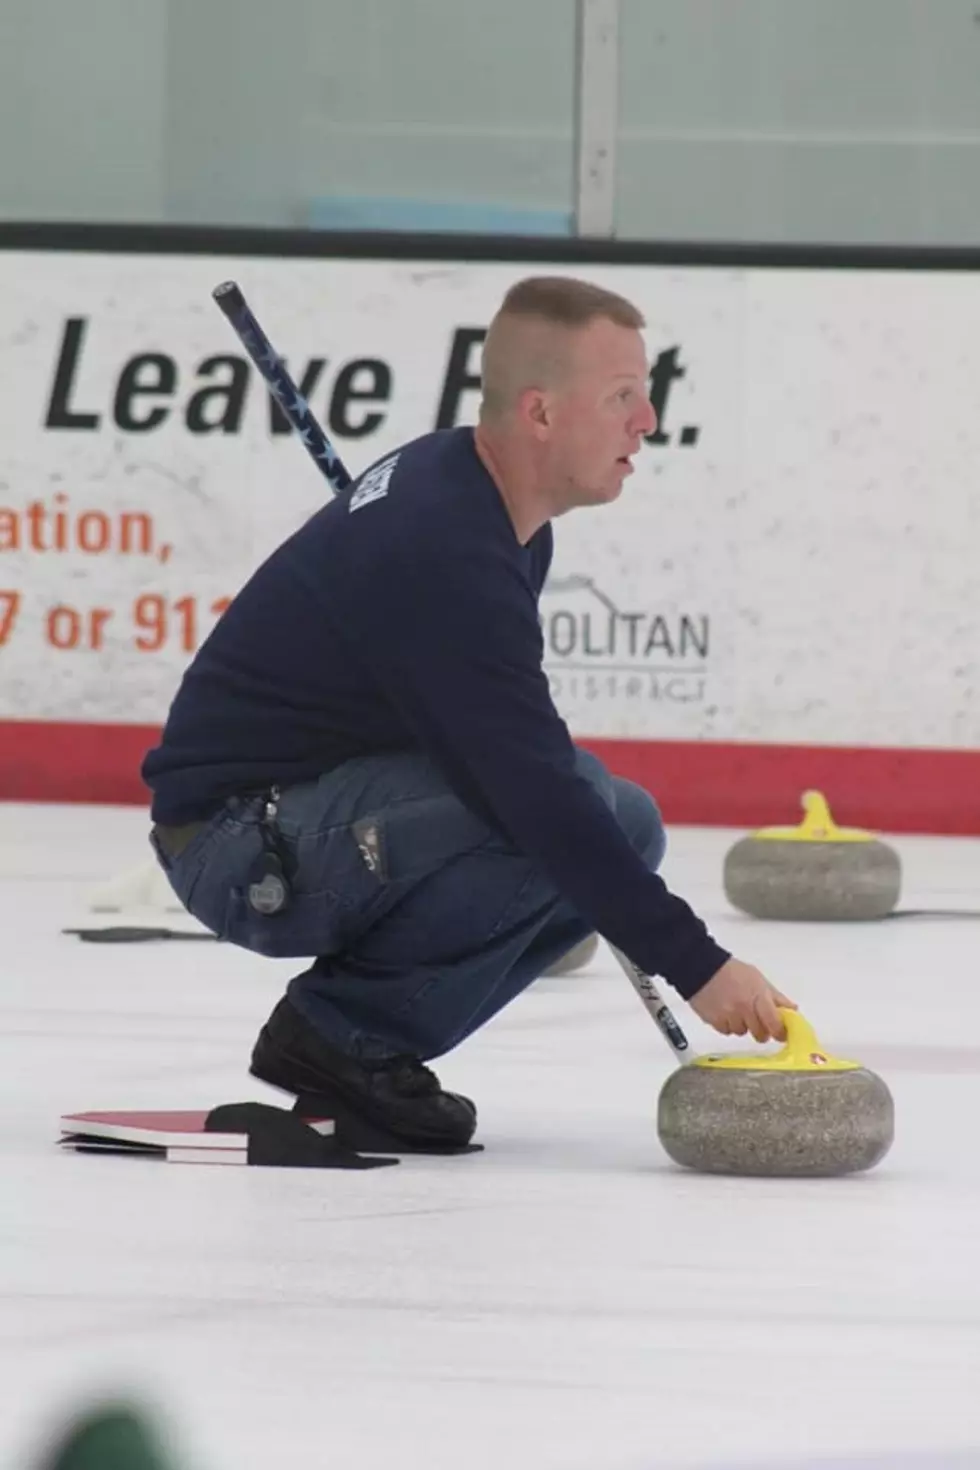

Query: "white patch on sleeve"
(349, 453), (400, 513)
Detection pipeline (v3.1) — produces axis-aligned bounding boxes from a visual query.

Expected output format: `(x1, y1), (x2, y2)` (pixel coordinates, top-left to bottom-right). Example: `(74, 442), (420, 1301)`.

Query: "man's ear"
(518, 387), (552, 438)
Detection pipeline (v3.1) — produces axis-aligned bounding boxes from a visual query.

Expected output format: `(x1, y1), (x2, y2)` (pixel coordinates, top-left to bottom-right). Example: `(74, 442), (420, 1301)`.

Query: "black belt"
(152, 821), (205, 860)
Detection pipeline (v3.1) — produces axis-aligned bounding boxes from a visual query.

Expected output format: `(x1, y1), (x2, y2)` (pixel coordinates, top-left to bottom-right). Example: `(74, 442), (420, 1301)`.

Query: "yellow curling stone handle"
(752, 790), (874, 844)
(695, 1007), (861, 1073)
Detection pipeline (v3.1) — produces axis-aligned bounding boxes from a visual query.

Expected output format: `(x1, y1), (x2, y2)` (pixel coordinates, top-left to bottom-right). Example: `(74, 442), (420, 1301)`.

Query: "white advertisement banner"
(0, 250), (978, 750)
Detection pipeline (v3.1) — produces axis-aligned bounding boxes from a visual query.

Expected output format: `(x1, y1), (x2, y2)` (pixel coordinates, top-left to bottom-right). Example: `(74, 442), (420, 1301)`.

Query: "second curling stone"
(723, 790), (901, 921)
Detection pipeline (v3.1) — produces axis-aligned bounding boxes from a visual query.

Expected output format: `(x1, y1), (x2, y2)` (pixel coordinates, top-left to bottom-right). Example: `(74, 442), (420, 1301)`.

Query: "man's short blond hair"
(495, 275), (645, 330)
(480, 276), (645, 419)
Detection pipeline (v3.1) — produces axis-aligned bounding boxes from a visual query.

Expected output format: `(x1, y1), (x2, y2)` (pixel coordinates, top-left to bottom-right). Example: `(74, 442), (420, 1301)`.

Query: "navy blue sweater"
(142, 428), (729, 998)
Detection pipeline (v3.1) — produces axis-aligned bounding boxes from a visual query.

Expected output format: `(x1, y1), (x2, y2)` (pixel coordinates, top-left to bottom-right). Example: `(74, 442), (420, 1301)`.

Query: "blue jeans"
(151, 748), (666, 1062)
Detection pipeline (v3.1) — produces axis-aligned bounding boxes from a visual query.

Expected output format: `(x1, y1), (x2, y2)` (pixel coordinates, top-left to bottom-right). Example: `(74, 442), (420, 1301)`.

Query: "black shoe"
(249, 996), (478, 1150)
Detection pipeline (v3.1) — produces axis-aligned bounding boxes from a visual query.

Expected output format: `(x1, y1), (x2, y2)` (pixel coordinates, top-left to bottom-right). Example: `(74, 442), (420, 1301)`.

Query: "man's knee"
(572, 747), (666, 871)
(613, 778), (667, 870)
(572, 747), (616, 808)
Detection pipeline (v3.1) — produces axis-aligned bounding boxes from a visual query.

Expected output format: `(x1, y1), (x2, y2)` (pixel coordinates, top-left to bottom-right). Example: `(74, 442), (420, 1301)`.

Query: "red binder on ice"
(58, 1109), (334, 1165)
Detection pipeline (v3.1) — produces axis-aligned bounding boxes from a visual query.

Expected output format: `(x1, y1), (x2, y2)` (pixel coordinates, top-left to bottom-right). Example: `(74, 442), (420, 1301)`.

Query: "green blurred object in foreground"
(38, 1406), (176, 1470)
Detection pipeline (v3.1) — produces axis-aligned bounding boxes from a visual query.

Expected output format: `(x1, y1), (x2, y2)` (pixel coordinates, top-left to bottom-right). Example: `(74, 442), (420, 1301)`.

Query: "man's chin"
(595, 476), (627, 503)
(560, 477), (627, 512)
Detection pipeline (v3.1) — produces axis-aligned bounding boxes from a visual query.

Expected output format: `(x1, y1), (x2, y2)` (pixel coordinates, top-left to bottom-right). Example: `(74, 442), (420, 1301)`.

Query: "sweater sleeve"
(335, 540), (730, 999)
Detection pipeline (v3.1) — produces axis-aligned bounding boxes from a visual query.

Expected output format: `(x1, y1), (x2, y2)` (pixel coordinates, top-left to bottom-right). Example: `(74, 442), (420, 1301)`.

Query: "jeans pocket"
(158, 810), (240, 916)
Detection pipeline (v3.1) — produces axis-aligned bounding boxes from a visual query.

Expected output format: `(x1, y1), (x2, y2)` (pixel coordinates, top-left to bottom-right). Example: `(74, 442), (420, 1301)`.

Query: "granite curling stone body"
(542, 932), (599, 976)
(657, 1009), (894, 1177)
(723, 790), (901, 921)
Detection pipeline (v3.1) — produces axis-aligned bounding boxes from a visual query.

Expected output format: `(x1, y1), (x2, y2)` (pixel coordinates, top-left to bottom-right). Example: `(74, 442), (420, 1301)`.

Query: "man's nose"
(635, 396), (657, 437)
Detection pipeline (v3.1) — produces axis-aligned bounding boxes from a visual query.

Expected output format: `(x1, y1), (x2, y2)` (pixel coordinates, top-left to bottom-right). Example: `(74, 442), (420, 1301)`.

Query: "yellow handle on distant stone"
(752, 790), (874, 844)
(695, 1007), (861, 1073)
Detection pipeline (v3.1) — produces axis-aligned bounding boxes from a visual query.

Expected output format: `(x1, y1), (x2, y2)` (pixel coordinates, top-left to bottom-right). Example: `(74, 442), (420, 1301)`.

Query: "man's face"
(537, 318), (657, 509)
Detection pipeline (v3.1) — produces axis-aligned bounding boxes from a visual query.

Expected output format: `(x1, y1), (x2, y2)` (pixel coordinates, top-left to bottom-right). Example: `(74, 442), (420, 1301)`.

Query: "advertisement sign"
(1, 247), (978, 826)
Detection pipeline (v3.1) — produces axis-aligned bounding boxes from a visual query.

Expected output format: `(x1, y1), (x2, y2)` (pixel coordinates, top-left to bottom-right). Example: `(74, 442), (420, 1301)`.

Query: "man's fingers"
(756, 993), (786, 1041)
(748, 1013), (769, 1044)
(748, 993), (775, 1043)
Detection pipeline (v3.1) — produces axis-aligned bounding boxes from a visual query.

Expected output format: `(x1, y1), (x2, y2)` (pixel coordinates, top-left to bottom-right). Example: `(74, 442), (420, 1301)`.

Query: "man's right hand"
(688, 957), (797, 1044)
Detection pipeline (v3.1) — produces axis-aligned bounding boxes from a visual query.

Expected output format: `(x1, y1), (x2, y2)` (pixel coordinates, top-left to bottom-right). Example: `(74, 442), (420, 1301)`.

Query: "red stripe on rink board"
(0, 719), (977, 835)
(0, 720), (160, 807)
(580, 738), (980, 836)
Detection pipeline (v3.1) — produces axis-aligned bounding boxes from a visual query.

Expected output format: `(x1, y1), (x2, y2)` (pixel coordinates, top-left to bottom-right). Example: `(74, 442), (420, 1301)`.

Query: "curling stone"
(543, 932), (599, 976)
(657, 1008), (894, 1177)
(723, 790), (901, 921)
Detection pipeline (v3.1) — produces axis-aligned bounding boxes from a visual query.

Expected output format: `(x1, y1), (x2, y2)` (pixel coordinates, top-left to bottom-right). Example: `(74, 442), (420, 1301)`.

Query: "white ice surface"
(2, 801), (980, 1470)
